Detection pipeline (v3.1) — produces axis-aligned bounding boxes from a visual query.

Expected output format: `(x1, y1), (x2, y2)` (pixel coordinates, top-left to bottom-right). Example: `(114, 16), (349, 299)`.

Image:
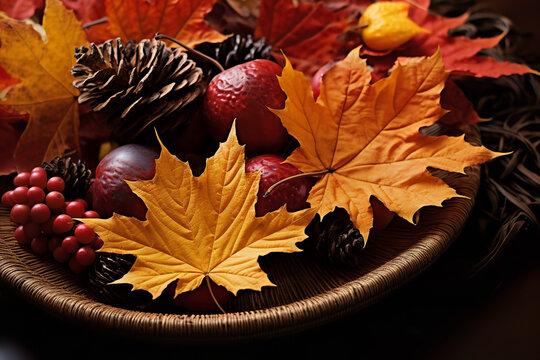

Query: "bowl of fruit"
(0, 0), (532, 342)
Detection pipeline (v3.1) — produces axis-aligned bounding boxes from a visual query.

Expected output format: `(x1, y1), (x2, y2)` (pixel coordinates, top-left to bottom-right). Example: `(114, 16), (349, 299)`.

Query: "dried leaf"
(0, 108), (27, 175)
(81, 127), (316, 299)
(363, 0), (537, 78)
(86, 0), (227, 47)
(272, 47), (505, 241)
(254, 0), (349, 78)
(0, 0), (88, 172)
(226, 0), (260, 18)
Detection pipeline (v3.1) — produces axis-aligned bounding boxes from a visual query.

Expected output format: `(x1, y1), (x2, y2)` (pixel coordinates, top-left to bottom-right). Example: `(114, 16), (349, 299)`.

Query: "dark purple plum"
(92, 144), (159, 220)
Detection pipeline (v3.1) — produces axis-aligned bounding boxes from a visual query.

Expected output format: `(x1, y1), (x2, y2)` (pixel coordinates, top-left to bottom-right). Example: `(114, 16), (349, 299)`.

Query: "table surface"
(1, 1), (539, 359)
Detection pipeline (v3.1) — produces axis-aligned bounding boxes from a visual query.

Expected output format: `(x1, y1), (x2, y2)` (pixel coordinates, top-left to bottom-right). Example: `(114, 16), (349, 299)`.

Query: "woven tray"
(0, 158), (480, 343)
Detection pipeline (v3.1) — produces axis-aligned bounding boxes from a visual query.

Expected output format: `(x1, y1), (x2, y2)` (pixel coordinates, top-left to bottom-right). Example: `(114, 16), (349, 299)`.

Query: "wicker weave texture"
(0, 164), (480, 343)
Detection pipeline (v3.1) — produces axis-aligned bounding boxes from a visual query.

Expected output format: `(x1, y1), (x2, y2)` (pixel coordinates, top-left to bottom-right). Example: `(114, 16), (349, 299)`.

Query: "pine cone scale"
(72, 38), (205, 143)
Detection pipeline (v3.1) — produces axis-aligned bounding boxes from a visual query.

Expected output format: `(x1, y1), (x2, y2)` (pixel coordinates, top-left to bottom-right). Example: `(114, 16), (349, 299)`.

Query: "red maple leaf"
(360, 0), (536, 78)
(254, 0), (350, 78)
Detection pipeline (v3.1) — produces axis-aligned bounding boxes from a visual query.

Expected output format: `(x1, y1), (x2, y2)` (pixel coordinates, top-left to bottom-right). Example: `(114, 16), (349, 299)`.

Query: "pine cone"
(72, 38), (206, 143)
(195, 34), (274, 78)
(41, 156), (93, 201)
(87, 252), (153, 309)
(303, 208), (365, 266)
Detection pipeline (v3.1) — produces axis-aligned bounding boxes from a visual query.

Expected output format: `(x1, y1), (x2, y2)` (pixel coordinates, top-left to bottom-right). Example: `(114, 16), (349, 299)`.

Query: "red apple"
(92, 144), (158, 220)
(202, 59), (291, 156)
(310, 61), (337, 100)
(246, 154), (314, 216)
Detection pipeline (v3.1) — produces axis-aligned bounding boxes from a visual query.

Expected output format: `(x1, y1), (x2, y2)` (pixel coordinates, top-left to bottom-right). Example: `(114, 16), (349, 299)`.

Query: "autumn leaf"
(271, 47), (504, 241)
(361, 0), (537, 78)
(0, 108), (27, 175)
(439, 78), (480, 126)
(0, 0), (88, 172)
(81, 126), (316, 299)
(85, 0), (227, 47)
(254, 0), (350, 78)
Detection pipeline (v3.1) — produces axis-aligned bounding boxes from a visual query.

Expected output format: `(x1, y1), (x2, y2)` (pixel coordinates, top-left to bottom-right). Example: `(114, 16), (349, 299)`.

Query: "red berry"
(74, 198), (88, 211)
(30, 236), (49, 255)
(61, 235), (80, 254)
(75, 246), (95, 266)
(22, 221), (41, 239)
(10, 204), (30, 224)
(31, 166), (46, 174)
(48, 236), (62, 252)
(14, 225), (30, 245)
(11, 186), (28, 204)
(68, 255), (86, 273)
(52, 214), (74, 234)
(1, 191), (14, 207)
(46, 176), (65, 192)
(45, 191), (65, 212)
(65, 201), (85, 218)
(27, 186), (46, 205)
(53, 247), (70, 263)
(29, 170), (47, 189)
(74, 224), (95, 244)
(83, 210), (100, 218)
(41, 215), (56, 235)
(13, 172), (30, 187)
(91, 236), (104, 250)
(30, 203), (51, 223)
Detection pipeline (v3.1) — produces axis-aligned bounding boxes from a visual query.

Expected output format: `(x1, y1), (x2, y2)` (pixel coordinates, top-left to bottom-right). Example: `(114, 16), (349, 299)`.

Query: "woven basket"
(0, 157), (479, 343)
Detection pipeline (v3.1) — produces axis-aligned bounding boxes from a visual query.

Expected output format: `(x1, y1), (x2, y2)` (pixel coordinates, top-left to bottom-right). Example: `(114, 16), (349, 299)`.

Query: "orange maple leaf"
(81, 127), (316, 299)
(271, 47), (505, 241)
(86, 0), (227, 47)
(0, 0), (88, 172)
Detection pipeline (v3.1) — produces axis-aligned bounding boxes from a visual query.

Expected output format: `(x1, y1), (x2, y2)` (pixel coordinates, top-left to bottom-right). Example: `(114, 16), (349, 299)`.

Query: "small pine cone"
(304, 208), (365, 266)
(195, 34), (274, 77)
(72, 38), (206, 143)
(87, 252), (152, 309)
(41, 156), (93, 201)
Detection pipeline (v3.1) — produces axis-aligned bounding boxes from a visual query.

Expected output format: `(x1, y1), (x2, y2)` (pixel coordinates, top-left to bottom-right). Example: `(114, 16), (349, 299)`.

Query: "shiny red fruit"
(13, 172), (30, 187)
(167, 279), (232, 313)
(202, 60), (290, 156)
(92, 144), (158, 220)
(245, 154), (313, 217)
(310, 61), (337, 100)
(53, 214), (74, 234)
(30, 236), (49, 255)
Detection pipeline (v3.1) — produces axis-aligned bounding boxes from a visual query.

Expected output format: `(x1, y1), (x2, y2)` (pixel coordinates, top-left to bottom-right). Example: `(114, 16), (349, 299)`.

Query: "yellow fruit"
(359, 1), (430, 51)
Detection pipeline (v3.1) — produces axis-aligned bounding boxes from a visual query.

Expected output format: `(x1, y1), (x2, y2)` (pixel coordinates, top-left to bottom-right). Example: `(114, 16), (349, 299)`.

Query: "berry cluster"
(1, 166), (102, 273)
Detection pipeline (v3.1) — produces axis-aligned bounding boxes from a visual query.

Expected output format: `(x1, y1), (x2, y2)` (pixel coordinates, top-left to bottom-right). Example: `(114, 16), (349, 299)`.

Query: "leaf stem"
(206, 276), (226, 314)
(82, 17), (108, 29)
(154, 33), (225, 73)
(263, 169), (331, 198)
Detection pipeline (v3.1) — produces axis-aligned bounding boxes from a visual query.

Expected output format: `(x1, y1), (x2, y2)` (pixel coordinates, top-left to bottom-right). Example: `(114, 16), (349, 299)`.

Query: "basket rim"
(0, 165), (480, 343)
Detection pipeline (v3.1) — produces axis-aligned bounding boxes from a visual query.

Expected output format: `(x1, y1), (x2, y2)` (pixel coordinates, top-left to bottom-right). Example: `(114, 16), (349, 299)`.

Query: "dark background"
(1, 1), (539, 359)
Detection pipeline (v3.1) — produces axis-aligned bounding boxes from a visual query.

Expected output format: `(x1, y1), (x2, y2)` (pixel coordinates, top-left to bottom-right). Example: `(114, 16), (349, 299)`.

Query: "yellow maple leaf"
(81, 126), (316, 299)
(271, 47), (506, 241)
(0, 0), (88, 172)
